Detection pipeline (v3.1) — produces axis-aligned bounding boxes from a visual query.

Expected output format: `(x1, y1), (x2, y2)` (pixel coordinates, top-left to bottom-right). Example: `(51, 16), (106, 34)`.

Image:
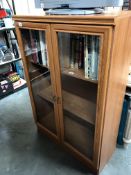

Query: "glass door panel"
(21, 29), (57, 135)
(58, 32), (100, 159)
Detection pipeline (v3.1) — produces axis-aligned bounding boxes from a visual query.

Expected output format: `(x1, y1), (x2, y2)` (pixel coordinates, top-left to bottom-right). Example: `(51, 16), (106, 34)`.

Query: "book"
(39, 31), (45, 65)
(78, 36), (84, 69)
(39, 31), (50, 67)
(84, 35), (89, 78)
(123, 109), (131, 145)
(15, 60), (24, 78)
(89, 36), (99, 80)
(29, 30), (39, 64)
(10, 30), (20, 59)
(21, 30), (32, 56)
(58, 32), (70, 69)
(74, 35), (79, 69)
(70, 34), (75, 69)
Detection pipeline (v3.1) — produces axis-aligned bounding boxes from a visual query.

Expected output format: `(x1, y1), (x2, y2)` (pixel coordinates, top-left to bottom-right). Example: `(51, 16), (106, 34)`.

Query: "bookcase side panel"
(99, 17), (131, 172)
(93, 27), (113, 168)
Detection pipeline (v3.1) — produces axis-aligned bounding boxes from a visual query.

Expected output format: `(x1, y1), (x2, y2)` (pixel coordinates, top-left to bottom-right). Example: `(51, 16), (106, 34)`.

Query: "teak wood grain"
(99, 17), (131, 172)
(14, 13), (131, 175)
(13, 11), (131, 25)
(15, 22), (61, 142)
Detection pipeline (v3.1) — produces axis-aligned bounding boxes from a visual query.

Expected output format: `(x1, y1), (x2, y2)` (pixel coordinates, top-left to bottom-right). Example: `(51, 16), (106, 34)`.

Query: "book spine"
(29, 30), (38, 63)
(11, 40), (19, 59)
(123, 109), (131, 144)
(74, 35), (79, 69)
(89, 36), (99, 80)
(39, 31), (48, 67)
(70, 34), (75, 69)
(78, 36), (84, 69)
(15, 60), (24, 78)
(33, 30), (41, 64)
(84, 35), (89, 78)
(21, 30), (31, 56)
(10, 31), (20, 59)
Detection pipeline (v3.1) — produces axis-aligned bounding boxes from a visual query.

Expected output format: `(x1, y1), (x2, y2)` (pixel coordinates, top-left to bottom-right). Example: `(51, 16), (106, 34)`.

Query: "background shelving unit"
(0, 27), (26, 99)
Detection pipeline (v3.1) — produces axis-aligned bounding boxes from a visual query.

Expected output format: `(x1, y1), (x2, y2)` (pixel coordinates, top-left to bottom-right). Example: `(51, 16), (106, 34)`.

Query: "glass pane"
(58, 32), (100, 159)
(58, 33), (100, 82)
(64, 111), (94, 159)
(21, 29), (57, 134)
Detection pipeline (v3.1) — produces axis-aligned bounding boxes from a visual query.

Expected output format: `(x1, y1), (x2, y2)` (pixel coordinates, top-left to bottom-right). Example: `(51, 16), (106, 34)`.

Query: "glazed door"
(51, 24), (112, 165)
(15, 22), (60, 141)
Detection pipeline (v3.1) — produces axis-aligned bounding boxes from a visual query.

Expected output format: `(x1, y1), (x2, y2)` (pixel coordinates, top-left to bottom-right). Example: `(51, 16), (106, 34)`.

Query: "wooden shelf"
(62, 68), (98, 84)
(30, 71), (50, 82)
(38, 86), (96, 125)
(0, 27), (15, 32)
(0, 58), (21, 66)
(62, 91), (96, 125)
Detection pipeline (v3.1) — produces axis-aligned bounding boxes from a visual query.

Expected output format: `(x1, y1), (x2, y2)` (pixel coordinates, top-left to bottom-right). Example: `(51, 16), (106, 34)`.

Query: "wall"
(1, 0), (44, 15)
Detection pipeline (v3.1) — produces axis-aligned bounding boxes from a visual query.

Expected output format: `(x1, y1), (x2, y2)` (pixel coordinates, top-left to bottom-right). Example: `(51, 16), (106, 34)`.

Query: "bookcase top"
(13, 11), (131, 26)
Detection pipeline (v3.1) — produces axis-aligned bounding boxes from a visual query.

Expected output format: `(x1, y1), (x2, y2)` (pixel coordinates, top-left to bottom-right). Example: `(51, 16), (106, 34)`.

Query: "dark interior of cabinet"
(31, 73), (57, 134)
(62, 74), (97, 103)
(64, 110), (94, 159)
(38, 74), (97, 126)
(27, 57), (49, 81)
(61, 75), (97, 159)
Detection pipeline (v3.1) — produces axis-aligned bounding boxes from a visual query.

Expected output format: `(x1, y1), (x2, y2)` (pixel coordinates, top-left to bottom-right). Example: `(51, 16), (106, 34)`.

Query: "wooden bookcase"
(13, 12), (131, 174)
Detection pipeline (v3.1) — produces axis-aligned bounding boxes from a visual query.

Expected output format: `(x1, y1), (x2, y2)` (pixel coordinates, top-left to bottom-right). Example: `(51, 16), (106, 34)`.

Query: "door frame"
(15, 21), (61, 142)
(50, 23), (113, 168)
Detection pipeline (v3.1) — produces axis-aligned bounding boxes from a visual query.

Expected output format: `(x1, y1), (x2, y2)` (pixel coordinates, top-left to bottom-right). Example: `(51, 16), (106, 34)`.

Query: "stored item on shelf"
(0, 8), (7, 19)
(0, 44), (14, 62)
(8, 72), (20, 83)
(0, 20), (5, 27)
(0, 64), (11, 74)
(3, 18), (14, 28)
(0, 78), (13, 97)
(15, 60), (24, 78)
(9, 30), (20, 59)
(13, 78), (26, 90)
(123, 110), (131, 146)
(2, 49), (14, 62)
(0, 49), (4, 62)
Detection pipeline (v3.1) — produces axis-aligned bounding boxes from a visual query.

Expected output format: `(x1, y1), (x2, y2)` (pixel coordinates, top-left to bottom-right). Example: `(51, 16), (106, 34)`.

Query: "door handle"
(52, 96), (57, 103)
(52, 96), (61, 104)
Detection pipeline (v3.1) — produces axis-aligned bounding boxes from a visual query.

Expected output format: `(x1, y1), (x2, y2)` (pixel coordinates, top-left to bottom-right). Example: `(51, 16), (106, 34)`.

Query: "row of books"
(22, 30), (48, 67)
(59, 33), (100, 81)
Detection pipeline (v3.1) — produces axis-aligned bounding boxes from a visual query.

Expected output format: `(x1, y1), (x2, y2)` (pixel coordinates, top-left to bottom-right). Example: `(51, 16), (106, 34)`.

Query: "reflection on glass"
(64, 111), (94, 159)
(21, 29), (57, 134)
(58, 32), (100, 160)
(58, 33), (100, 81)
